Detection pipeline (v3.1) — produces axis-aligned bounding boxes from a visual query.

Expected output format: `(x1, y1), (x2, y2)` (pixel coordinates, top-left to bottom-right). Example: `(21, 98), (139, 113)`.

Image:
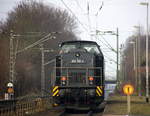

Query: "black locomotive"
(51, 40), (104, 109)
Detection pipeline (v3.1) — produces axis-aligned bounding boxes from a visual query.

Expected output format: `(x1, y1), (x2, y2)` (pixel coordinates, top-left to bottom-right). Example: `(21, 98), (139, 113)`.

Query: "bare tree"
(122, 33), (150, 95)
(0, 0), (78, 97)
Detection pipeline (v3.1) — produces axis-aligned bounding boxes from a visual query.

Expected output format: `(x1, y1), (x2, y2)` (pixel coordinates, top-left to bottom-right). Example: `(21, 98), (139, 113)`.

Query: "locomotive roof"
(60, 40), (104, 57)
(60, 40), (99, 46)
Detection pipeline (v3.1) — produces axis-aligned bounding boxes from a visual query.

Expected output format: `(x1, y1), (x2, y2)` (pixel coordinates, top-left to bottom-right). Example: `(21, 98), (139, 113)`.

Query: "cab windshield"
(60, 42), (100, 54)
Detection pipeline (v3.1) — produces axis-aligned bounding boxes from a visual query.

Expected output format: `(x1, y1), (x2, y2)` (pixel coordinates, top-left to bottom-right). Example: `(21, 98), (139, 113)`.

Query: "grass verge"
(104, 95), (150, 115)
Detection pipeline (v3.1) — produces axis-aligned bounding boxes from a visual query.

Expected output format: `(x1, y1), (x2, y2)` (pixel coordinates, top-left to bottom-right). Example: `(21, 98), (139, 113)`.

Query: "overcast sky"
(0, 0), (149, 79)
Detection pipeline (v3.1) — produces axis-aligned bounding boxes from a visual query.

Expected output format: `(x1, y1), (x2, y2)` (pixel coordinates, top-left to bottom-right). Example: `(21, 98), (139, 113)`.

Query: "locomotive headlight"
(89, 76), (94, 85)
(61, 76), (67, 85)
(61, 76), (67, 81)
(89, 76), (94, 81)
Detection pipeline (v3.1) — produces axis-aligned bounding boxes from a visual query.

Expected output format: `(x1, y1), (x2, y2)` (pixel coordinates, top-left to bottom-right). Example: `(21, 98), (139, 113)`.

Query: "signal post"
(123, 84), (134, 114)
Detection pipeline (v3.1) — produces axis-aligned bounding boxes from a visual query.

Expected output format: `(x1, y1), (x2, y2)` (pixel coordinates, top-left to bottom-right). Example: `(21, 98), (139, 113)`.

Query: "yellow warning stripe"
(97, 86), (103, 94)
(53, 90), (59, 96)
(53, 86), (58, 92)
(96, 90), (101, 96)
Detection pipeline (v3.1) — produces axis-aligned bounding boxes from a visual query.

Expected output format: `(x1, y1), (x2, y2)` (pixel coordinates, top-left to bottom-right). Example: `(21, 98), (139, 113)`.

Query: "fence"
(0, 97), (51, 116)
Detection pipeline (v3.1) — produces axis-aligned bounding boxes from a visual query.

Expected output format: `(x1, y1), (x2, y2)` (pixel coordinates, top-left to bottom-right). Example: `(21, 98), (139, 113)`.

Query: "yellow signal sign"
(123, 84), (134, 95)
(8, 88), (14, 93)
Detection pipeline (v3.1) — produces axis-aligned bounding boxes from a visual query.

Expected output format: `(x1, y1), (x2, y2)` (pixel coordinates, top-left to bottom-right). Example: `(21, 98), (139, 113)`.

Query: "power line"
(95, 1), (103, 30)
(104, 57), (116, 65)
(95, 1), (104, 16)
(99, 35), (116, 53)
(60, 0), (89, 32)
(94, 34), (115, 52)
(74, 0), (84, 12)
(104, 54), (116, 64)
(60, 0), (117, 61)
(87, 0), (92, 39)
(103, 50), (115, 57)
(91, 33), (114, 53)
(94, 35), (110, 48)
(95, 34), (117, 54)
(17, 32), (57, 54)
(60, 0), (117, 76)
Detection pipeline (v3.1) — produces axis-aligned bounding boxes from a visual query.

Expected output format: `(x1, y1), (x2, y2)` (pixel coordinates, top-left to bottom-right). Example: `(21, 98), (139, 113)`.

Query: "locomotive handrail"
(55, 76), (102, 78)
(58, 86), (100, 89)
(55, 67), (103, 78)
(55, 67), (102, 69)
(51, 66), (103, 85)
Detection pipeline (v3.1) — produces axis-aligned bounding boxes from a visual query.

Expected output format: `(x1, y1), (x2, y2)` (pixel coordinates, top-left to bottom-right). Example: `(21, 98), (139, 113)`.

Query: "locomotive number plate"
(71, 59), (85, 63)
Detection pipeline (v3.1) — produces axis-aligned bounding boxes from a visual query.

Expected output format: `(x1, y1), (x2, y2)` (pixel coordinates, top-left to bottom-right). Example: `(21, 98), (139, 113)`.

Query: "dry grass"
(104, 95), (150, 115)
(131, 103), (150, 115)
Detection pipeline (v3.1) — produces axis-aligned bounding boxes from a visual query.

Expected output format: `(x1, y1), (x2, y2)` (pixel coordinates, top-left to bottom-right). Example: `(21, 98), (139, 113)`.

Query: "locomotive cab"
(52, 41), (104, 109)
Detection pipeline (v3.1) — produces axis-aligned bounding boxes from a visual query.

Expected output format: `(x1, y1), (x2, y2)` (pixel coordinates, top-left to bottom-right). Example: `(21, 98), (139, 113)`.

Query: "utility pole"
(123, 56), (126, 82)
(135, 36), (138, 93)
(120, 44), (124, 83)
(40, 45), (55, 97)
(140, 2), (149, 103)
(8, 32), (58, 98)
(9, 30), (15, 99)
(134, 25), (141, 96)
(135, 33), (138, 93)
(40, 44), (45, 97)
(145, 3), (149, 103)
(116, 28), (119, 84)
(9, 30), (14, 84)
(138, 27), (141, 96)
(129, 41), (137, 90)
(96, 28), (119, 85)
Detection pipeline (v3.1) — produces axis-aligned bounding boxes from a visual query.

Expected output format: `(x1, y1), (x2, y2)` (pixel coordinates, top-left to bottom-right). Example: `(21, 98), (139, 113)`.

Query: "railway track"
(57, 108), (104, 116)
(28, 103), (105, 116)
(56, 100), (106, 116)
(39, 101), (106, 116)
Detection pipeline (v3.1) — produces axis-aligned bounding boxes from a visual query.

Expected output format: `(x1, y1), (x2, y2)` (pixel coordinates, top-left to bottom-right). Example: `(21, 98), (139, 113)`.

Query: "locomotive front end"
(52, 41), (104, 109)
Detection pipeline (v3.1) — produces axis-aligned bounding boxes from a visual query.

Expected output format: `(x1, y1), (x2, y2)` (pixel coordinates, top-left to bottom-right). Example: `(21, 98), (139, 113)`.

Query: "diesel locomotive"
(51, 40), (104, 109)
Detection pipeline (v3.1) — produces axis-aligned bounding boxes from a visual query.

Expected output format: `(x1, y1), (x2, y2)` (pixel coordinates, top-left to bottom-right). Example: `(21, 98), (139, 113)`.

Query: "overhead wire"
(87, 0), (92, 40)
(104, 52), (117, 63)
(104, 54), (116, 64)
(95, 1), (104, 31)
(103, 48), (116, 63)
(92, 0), (117, 63)
(17, 33), (55, 54)
(60, 0), (89, 32)
(95, 1), (104, 16)
(106, 63), (116, 70)
(60, 0), (117, 66)
(60, 0), (117, 76)
(93, 1), (116, 54)
(74, 0), (84, 12)
(94, 34), (115, 52)
(99, 35), (116, 53)
(60, 0), (114, 53)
